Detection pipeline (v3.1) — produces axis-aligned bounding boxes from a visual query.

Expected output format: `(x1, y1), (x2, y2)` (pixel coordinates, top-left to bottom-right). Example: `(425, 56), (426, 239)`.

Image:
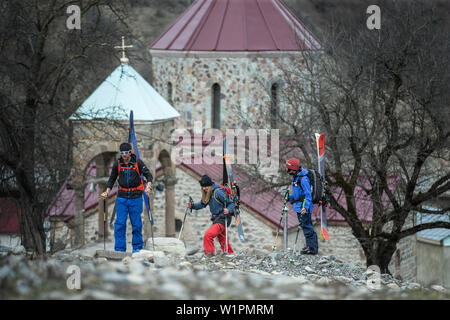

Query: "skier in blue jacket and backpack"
(286, 158), (318, 255)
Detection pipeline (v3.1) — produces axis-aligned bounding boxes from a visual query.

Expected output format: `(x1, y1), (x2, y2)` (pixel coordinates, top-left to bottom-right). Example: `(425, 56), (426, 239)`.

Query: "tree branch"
(398, 221), (450, 239)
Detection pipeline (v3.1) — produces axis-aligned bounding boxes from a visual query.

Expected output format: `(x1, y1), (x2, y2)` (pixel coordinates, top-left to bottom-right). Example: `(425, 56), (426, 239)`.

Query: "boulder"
(430, 285), (446, 292)
(305, 266), (315, 273)
(94, 250), (131, 260)
(386, 283), (400, 290)
(12, 245), (26, 255)
(145, 237), (186, 256)
(154, 255), (170, 268)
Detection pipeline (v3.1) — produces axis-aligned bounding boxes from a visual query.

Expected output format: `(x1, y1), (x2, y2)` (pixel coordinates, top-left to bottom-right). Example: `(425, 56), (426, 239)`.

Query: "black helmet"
(120, 142), (132, 152)
(199, 175), (213, 187)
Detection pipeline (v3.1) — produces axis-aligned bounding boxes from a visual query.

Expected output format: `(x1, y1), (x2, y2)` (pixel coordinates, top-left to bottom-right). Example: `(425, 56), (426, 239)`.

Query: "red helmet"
(285, 158), (300, 171)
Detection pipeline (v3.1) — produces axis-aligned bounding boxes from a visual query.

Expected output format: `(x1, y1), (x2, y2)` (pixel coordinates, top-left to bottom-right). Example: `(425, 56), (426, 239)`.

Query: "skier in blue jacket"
(286, 158), (318, 254)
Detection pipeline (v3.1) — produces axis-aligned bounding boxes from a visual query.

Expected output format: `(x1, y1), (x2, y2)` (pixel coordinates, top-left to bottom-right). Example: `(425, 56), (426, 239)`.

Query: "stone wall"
(387, 214), (417, 282)
(151, 52), (304, 130)
(49, 219), (71, 252)
(0, 234), (20, 248)
(416, 240), (445, 287)
(308, 223), (366, 263)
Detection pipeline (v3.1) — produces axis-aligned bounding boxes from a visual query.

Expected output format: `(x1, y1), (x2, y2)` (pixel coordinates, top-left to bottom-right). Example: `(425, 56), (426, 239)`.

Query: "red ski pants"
(203, 223), (234, 255)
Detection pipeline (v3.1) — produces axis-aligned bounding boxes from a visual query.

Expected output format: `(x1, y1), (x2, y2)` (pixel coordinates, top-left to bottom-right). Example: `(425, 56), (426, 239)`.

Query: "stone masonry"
(151, 51), (306, 130)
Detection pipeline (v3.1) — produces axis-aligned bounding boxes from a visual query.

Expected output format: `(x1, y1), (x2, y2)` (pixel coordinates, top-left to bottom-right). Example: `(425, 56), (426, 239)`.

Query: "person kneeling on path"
(100, 142), (152, 253)
(286, 158), (318, 255)
(186, 175), (235, 256)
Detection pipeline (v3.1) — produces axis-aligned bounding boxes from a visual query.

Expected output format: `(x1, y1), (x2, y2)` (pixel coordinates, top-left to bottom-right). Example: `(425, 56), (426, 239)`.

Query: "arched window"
(167, 82), (173, 105)
(212, 83), (221, 129)
(270, 83), (279, 129)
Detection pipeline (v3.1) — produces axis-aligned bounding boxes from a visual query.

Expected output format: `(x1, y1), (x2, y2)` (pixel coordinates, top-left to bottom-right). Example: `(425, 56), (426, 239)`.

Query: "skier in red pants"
(186, 175), (235, 256)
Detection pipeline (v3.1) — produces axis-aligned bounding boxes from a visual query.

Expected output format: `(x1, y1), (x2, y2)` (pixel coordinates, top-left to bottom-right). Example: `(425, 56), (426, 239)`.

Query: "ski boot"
(300, 246), (317, 255)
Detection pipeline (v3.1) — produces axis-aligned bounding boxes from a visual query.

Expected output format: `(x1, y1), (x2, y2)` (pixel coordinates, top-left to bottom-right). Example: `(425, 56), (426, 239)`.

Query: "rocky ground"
(0, 242), (448, 300)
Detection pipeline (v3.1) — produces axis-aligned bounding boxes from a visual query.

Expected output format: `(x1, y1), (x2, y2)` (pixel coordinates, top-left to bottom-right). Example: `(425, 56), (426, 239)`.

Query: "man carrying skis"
(186, 175), (235, 256)
(99, 142), (152, 253)
(286, 158), (318, 255)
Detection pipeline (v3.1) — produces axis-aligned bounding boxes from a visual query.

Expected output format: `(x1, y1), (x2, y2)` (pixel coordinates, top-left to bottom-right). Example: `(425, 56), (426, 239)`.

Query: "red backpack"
(117, 159), (144, 192)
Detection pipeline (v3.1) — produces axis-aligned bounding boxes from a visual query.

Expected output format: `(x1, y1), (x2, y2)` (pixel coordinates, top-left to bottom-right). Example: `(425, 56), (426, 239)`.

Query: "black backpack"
(298, 169), (328, 205)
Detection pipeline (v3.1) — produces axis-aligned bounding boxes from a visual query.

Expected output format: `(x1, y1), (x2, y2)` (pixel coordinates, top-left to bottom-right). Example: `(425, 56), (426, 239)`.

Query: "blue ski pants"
(297, 210), (318, 253)
(114, 196), (143, 252)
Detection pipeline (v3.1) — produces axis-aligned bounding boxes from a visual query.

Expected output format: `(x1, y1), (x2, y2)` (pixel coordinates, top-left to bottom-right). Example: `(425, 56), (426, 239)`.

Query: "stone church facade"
(151, 51), (301, 130)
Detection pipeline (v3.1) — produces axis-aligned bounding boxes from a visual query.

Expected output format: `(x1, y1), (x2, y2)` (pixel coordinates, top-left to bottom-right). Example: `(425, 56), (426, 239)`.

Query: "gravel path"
(0, 245), (448, 300)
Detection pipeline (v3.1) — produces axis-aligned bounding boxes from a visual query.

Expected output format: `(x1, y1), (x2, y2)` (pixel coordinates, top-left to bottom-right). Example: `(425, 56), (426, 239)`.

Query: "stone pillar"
(70, 187), (85, 248)
(164, 176), (177, 237)
(95, 156), (109, 241)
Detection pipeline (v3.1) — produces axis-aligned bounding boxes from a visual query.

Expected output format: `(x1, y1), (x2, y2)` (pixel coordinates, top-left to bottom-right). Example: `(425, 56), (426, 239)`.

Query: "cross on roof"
(114, 36), (133, 64)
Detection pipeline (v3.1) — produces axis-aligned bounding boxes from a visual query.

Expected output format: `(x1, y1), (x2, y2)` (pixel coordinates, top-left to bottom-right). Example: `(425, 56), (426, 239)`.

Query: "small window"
(212, 83), (221, 129)
(270, 83), (279, 129)
(167, 82), (173, 105)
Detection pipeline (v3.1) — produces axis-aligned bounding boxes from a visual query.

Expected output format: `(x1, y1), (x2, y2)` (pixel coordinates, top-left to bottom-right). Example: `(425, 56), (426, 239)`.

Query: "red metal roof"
(46, 164), (118, 222)
(0, 198), (21, 233)
(150, 0), (322, 51)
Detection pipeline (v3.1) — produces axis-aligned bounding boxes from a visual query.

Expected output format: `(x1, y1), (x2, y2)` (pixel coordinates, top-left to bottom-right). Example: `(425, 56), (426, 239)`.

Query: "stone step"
(94, 250), (131, 260)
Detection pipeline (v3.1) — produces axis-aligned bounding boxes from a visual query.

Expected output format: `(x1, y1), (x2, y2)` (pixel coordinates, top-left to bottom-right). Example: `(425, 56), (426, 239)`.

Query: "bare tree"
(0, 0), (133, 255)
(238, 0), (450, 273)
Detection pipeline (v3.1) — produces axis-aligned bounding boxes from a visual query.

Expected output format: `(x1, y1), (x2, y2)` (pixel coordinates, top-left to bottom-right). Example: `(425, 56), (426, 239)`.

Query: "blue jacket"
(192, 183), (236, 227)
(288, 168), (314, 213)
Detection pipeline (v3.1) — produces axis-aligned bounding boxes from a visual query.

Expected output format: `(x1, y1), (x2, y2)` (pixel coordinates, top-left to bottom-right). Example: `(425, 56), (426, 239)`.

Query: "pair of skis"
(315, 133), (329, 241)
(222, 137), (246, 248)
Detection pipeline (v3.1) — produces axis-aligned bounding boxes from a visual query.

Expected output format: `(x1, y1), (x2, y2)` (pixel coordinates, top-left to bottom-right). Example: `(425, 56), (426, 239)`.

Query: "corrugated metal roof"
(417, 208), (450, 243)
(72, 64), (180, 121)
(150, 0), (322, 52)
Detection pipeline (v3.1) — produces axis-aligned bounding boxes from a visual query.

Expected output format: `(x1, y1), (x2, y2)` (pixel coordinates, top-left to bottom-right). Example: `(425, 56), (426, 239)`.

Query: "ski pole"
(290, 224), (302, 263)
(178, 196), (193, 241)
(291, 202), (305, 261)
(103, 199), (107, 251)
(144, 189), (155, 251)
(109, 200), (116, 229)
(273, 190), (290, 251)
(225, 214), (228, 254)
(178, 207), (189, 241)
